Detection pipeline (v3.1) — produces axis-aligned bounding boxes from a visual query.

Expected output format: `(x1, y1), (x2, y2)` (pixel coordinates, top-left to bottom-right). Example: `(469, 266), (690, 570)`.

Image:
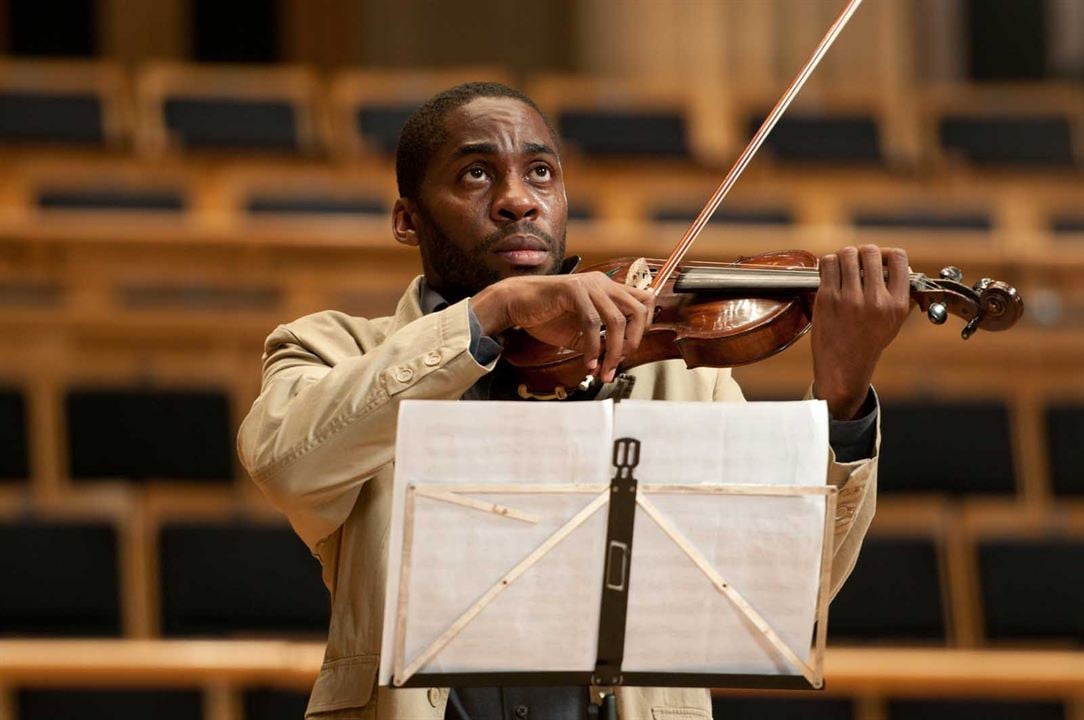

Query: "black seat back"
(0, 91), (104, 145)
(878, 400), (1014, 495)
(558, 109), (690, 158)
(0, 388), (29, 481)
(979, 538), (1084, 642)
(829, 536), (946, 642)
(66, 388), (233, 483)
(164, 98), (299, 151)
(940, 116), (1075, 167)
(19, 689), (202, 720)
(751, 114), (882, 165)
(0, 520), (120, 636)
(159, 521), (330, 636)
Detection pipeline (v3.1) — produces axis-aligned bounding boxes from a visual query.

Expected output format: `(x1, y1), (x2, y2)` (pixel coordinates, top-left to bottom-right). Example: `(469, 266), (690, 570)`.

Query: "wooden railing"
(0, 641), (1082, 714)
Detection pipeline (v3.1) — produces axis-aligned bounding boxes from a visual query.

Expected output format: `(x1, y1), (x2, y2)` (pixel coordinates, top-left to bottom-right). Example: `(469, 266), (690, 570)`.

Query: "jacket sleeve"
(809, 383), (880, 600)
(237, 299), (494, 551)
(714, 372), (879, 600)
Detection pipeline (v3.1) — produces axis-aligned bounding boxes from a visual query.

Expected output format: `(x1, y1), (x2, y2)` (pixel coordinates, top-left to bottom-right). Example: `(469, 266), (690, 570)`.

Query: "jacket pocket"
(306, 654), (378, 718)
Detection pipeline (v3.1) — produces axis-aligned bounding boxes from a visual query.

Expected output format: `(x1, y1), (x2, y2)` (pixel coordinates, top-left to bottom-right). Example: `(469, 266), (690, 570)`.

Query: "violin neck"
(674, 267), (921, 294)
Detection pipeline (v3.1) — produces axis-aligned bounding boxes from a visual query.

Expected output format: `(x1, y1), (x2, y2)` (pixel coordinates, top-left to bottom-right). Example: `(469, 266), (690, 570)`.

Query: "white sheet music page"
(379, 399), (613, 685)
(614, 400), (830, 675)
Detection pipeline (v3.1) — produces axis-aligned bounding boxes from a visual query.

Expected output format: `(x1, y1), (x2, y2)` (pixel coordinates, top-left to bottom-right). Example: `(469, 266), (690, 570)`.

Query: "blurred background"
(0, 0), (1081, 718)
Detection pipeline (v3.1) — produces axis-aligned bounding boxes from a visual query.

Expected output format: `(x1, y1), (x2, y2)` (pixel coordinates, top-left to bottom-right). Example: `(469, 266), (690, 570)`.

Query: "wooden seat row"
(2, 497), (1082, 645)
(0, 60), (1081, 171)
(0, 641), (1082, 720)
(1, 384), (1082, 500)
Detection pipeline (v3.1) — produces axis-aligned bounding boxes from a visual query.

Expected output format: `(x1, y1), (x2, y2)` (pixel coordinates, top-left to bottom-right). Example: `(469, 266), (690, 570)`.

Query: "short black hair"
(395, 81), (558, 199)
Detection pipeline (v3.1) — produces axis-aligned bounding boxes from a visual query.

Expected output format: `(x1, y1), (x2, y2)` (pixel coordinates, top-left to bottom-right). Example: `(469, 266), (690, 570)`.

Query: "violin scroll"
(914, 266), (1024, 339)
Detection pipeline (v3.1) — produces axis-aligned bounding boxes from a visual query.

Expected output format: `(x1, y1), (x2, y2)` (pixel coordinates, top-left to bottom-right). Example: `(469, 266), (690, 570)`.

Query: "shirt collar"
(418, 277), (449, 315)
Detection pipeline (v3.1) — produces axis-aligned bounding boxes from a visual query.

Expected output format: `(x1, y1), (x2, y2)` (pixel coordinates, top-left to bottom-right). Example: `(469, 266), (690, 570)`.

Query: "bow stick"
(651, 0), (865, 294)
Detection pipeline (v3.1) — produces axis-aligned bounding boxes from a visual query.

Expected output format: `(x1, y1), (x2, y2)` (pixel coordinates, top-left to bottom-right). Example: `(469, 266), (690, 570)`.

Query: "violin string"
(650, 0), (865, 295)
(671, 264), (937, 290)
(672, 262), (926, 278)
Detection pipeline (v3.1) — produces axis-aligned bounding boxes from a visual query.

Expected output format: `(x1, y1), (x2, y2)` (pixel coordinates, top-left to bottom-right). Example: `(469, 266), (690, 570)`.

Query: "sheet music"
(614, 400), (829, 674)
(612, 399), (829, 486)
(381, 398), (831, 685)
(379, 399), (613, 685)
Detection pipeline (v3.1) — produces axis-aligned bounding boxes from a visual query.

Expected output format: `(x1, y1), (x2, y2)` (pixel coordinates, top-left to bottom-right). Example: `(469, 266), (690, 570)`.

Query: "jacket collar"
(388, 275), (426, 335)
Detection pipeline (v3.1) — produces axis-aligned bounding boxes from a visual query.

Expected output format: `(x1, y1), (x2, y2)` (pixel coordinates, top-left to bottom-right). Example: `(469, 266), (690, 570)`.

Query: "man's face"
(396, 96), (567, 300)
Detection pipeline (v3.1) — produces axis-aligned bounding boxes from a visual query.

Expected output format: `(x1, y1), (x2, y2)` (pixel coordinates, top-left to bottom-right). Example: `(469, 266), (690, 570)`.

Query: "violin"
(501, 0), (1025, 401)
(502, 252), (1024, 400)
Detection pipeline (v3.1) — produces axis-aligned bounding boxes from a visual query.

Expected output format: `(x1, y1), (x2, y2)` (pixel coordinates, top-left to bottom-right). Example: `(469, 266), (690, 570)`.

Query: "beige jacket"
(237, 276), (879, 720)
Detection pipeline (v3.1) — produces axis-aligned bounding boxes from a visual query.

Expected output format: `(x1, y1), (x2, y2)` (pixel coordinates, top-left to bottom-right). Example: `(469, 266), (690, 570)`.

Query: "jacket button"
(427, 688), (441, 707)
(395, 367), (414, 383)
(423, 351), (441, 366)
(514, 705), (528, 718)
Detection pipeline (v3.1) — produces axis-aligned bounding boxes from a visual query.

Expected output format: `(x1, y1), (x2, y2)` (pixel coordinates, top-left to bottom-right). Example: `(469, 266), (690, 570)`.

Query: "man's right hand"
(470, 272), (656, 383)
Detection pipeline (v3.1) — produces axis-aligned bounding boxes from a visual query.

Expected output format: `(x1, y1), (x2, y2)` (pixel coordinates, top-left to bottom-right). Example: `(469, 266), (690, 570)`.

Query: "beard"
(415, 203), (566, 302)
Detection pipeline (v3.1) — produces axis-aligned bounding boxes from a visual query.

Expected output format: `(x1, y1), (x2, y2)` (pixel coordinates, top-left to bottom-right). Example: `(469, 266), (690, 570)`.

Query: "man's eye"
(467, 167), (486, 179)
(532, 166), (551, 178)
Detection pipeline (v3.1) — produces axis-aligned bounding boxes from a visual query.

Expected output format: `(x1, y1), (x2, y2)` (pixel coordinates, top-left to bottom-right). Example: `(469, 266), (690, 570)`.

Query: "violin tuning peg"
(973, 278), (993, 292)
(939, 266), (963, 282)
(961, 315), (981, 340)
(927, 302), (948, 325)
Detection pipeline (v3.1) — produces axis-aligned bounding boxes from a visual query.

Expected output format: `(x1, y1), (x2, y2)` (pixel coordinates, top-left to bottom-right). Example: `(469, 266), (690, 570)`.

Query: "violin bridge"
(625, 258), (652, 291)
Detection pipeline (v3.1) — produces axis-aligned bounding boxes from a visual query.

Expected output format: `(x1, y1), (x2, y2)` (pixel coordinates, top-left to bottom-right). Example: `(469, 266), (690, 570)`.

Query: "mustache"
(479, 222), (556, 253)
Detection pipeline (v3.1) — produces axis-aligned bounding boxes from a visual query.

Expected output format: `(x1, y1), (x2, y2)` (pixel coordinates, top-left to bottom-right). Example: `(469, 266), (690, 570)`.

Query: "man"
(238, 82), (910, 720)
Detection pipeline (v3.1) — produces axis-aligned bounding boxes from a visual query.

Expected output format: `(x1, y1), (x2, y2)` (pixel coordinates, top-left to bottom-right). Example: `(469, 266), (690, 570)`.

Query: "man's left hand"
(811, 245), (911, 420)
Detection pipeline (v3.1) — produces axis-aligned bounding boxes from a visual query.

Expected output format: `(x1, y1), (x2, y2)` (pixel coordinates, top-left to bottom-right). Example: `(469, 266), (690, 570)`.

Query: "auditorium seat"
(37, 187), (186, 212)
(568, 203), (595, 221)
(1052, 215), (1084, 235)
(1046, 404), (1084, 496)
(0, 60), (126, 148)
(159, 521), (329, 636)
(0, 388), (29, 481)
(652, 206), (794, 226)
(118, 284), (281, 312)
(749, 113), (883, 165)
(926, 85), (1080, 169)
(330, 68), (511, 156)
(17, 159), (195, 223)
(65, 388), (233, 483)
(0, 280), (61, 309)
(853, 208), (992, 232)
(827, 536), (947, 642)
(558, 109), (691, 159)
(978, 538), (1084, 642)
(138, 63), (320, 154)
(0, 520), (120, 636)
(712, 697), (854, 719)
(18, 689), (202, 720)
(877, 400), (1015, 495)
(243, 688), (312, 720)
(528, 75), (700, 161)
(939, 116), (1076, 167)
(355, 104), (418, 155)
(246, 193), (386, 217)
(887, 698), (1066, 720)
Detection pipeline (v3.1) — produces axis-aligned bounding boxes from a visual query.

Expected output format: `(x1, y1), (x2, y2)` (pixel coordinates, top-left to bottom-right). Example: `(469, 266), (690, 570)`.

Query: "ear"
(392, 198), (420, 247)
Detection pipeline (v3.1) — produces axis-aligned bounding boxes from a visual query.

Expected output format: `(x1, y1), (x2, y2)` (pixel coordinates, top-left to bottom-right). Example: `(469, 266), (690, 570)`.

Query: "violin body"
(501, 250), (1023, 401)
(502, 251), (819, 400)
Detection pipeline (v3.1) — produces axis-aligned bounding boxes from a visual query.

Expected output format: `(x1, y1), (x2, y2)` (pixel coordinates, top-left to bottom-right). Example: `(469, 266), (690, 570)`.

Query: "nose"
(491, 174), (539, 223)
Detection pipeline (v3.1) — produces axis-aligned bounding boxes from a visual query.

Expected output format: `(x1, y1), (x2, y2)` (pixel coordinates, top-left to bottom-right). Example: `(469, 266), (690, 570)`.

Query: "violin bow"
(651, 0), (865, 294)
